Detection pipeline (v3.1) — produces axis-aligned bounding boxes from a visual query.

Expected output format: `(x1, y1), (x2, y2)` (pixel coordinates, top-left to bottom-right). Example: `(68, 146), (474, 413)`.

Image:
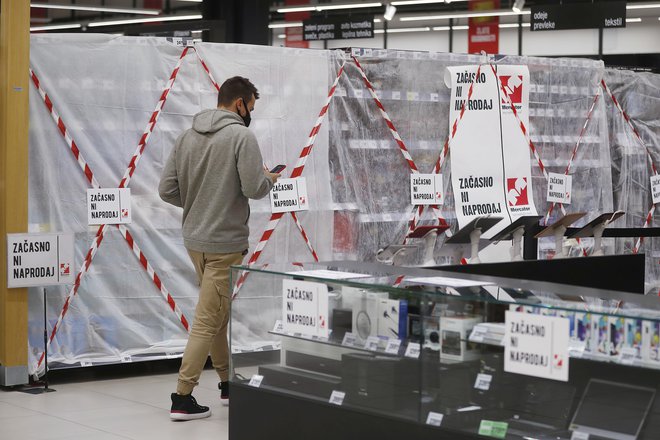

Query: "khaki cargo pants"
(176, 250), (244, 395)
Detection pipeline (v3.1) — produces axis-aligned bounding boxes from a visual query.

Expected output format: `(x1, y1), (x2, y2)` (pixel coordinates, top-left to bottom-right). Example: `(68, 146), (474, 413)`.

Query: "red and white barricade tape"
(601, 79), (658, 254)
(351, 56), (448, 242)
(290, 212), (320, 262)
(32, 47), (191, 369)
(543, 89), (602, 226)
(195, 48), (221, 92)
(232, 61), (348, 298)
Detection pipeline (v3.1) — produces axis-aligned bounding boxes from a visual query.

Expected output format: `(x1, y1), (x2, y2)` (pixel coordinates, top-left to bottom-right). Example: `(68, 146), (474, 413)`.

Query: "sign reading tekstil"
(282, 279), (329, 338)
(531, 2), (626, 32)
(270, 178), (309, 213)
(7, 233), (75, 288)
(504, 310), (570, 382)
(87, 188), (132, 225)
(303, 15), (374, 41)
(410, 174), (444, 205)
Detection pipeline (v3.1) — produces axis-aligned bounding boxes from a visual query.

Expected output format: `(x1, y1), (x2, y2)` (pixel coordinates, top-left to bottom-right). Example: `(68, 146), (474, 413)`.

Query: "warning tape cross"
(30, 47), (192, 371)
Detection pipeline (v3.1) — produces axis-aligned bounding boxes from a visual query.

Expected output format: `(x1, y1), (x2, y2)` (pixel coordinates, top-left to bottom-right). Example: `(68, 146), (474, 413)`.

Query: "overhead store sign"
(468, 0), (500, 55)
(303, 15), (374, 41)
(446, 65), (537, 237)
(87, 188), (132, 225)
(7, 233), (75, 288)
(531, 2), (626, 31)
(270, 178), (309, 213)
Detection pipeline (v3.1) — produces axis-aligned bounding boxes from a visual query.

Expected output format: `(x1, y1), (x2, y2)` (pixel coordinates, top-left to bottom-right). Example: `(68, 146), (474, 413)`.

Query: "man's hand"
(266, 172), (281, 184)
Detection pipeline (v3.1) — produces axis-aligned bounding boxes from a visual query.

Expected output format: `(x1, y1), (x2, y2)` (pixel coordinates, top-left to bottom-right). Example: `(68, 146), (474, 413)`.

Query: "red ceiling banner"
(284, 0), (310, 48)
(468, 0), (500, 55)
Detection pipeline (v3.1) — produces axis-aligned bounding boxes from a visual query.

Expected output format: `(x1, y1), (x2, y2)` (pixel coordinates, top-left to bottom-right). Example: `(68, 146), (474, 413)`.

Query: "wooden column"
(0, 0), (30, 385)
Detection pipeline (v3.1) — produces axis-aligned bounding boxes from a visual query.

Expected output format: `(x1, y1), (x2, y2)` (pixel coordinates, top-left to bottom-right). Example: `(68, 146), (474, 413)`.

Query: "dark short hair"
(217, 76), (259, 107)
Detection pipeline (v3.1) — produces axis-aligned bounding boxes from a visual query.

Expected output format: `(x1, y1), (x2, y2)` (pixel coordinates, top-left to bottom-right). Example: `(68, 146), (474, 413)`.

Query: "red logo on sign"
(121, 209), (129, 218)
(507, 177), (529, 206)
(500, 75), (523, 104)
(60, 263), (70, 276)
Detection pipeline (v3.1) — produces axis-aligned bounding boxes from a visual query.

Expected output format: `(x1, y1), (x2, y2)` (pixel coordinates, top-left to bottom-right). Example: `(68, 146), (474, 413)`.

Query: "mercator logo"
(507, 177), (529, 206)
(500, 75), (523, 104)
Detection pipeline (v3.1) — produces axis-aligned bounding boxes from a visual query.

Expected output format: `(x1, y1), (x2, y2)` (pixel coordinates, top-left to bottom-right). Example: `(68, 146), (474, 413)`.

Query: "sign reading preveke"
(270, 178), (309, 214)
(87, 188), (132, 225)
(531, 2), (626, 32)
(7, 233), (75, 288)
(303, 16), (374, 41)
(282, 279), (329, 338)
(504, 311), (569, 382)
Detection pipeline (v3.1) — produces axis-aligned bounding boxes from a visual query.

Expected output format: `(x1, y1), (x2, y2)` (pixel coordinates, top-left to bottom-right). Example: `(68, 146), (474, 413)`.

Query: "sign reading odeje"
(270, 178), (309, 214)
(282, 279), (329, 338)
(411, 174), (444, 205)
(7, 233), (75, 288)
(547, 172), (572, 204)
(504, 310), (569, 382)
(87, 188), (132, 225)
(303, 16), (374, 41)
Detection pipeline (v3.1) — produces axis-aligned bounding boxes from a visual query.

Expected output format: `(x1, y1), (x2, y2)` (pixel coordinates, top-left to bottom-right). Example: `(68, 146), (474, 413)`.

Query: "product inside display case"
(230, 262), (660, 439)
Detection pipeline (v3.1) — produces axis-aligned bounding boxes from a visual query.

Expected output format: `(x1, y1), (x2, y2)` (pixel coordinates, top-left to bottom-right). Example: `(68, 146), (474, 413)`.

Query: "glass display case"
(229, 261), (660, 440)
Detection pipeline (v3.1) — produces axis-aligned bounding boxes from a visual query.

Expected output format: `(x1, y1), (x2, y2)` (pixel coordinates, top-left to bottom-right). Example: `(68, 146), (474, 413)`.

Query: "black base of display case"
(229, 382), (478, 440)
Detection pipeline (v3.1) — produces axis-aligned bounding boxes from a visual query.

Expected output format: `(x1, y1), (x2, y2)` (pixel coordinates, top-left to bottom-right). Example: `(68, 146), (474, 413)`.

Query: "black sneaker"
(170, 393), (211, 421)
(219, 381), (229, 406)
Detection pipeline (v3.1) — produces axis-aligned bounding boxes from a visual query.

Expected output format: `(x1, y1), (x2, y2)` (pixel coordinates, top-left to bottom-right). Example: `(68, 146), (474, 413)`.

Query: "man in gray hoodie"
(159, 76), (280, 421)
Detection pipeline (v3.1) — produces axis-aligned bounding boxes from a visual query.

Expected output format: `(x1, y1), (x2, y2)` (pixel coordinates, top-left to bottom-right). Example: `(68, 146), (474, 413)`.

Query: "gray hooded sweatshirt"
(158, 109), (274, 254)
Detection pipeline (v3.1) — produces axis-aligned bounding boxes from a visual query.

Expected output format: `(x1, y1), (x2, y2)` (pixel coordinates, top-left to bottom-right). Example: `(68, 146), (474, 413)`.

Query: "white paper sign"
(365, 336), (380, 351)
(248, 374), (264, 388)
(651, 175), (660, 205)
(504, 311), (570, 382)
(342, 332), (357, 347)
(87, 188), (132, 225)
(282, 279), (329, 338)
(547, 173), (572, 204)
(272, 320), (284, 333)
(271, 178), (309, 213)
(411, 174), (444, 205)
(447, 65), (537, 238)
(405, 342), (421, 359)
(426, 412), (444, 427)
(7, 233), (75, 288)
(474, 373), (493, 391)
(571, 431), (590, 440)
(619, 347), (638, 366)
(329, 390), (346, 406)
(385, 338), (402, 355)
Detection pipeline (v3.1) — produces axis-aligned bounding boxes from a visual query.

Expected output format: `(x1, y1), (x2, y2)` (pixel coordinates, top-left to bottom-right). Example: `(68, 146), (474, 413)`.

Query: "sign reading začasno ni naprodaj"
(446, 65), (538, 237)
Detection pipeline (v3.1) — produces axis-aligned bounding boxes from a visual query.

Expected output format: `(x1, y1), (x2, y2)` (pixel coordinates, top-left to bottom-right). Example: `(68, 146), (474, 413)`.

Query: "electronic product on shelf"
(440, 315), (483, 362)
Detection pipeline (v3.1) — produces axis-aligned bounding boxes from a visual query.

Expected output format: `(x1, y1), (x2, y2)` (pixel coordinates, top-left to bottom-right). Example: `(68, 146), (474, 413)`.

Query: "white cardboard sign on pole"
(7, 233), (75, 288)
(504, 311), (570, 382)
(270, 178), (309, 213)
(87, 188), (132, 225)
(547, 173), (572, 204)
(446, 65), (537, 238)
(282, 279), (329, 338)
(410, 174), (444, 205)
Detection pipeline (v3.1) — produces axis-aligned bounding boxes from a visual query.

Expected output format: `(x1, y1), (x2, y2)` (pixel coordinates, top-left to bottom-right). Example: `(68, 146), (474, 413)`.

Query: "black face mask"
(240, 100), (251, 127)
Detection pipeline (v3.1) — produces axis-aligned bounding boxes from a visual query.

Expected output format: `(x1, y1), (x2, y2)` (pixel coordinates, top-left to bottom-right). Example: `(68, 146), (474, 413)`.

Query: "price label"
(470, 327), (487, 343)
(651, 175), (660, 205)
(474, 373), (493, 391)
(120, 355), (132, 363)
(80, 360), (93, 367)
(391, 91), (401, 100)
(342, 332), (357, 347)
(571, 431), (590, 440)
(426, 412), (444, 427)
(165, 352), (179, 359)
(272, 320), (284, 333)
(478, 420), (508, 439)
(329, 390), (346, 406)
(619, 347), (638, 366)
(405, 342), (421, 359)
(365, 336), (380, 351)
(385, 338), (402, 355)
(248, 374), (264, 388)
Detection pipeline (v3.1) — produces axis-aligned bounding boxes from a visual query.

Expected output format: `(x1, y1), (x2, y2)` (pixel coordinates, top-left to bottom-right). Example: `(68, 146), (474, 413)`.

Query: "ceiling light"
(400, 8), (530, 21)
(499, 22), (531, 28)
(375, 26), (431, 33)
(277, 2), (383, 13)
(626, 17), (642, 22)
(268, 22), (303, 29)
(392, 0), (467, 4)
(30, 23), (82, 31)
(276, 6), (317, 12)
(278, 34), (286, 39)
(374, 18), (382, 22)
(627, 3), (660, 9)
(384, 4), (397, 21)
(431, 25), (468, 30)
(512, 0), (525, 13)
(88, 14), (202, 28)
(30, 3), (160, 15)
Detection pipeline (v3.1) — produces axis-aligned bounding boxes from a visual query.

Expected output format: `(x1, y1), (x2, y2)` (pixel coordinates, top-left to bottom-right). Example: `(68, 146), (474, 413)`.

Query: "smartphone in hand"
(270, 164), (286, 174)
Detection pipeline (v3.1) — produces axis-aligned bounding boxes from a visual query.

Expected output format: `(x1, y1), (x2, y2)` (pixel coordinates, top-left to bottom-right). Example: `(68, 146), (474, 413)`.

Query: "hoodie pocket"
(245, 205), (250, 225)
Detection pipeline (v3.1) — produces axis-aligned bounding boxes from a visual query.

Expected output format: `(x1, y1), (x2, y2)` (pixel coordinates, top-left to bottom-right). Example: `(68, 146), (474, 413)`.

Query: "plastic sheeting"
(28, 36), (659, 373)
(28, 35), (333, 374)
